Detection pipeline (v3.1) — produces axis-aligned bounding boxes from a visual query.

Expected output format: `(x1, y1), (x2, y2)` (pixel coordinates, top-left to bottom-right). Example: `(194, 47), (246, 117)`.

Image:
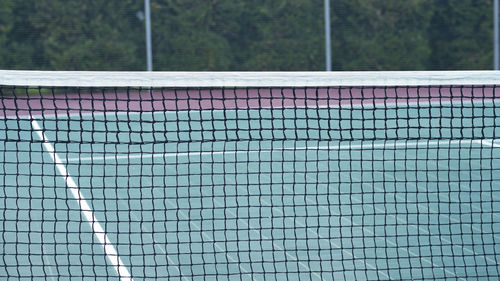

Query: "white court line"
(476, 139), (500, 148)
(65, 139), (480, 163)
(31, 120), (133, 281)
(61, 137), (498, 279)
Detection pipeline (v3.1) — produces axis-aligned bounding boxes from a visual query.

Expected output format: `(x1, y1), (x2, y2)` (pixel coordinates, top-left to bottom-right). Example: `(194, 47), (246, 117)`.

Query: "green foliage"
(333, 0), (433, 70)
(0, 1), (48, 69)
(0, 0), (13, 39)
(243, 0), (324, 70)
(151, 0), (238, 70)
(429, 0), (493, 69)
(31, 0), (144, 70)
(0, 0), (13, 63)
(0, 0), (496, 70)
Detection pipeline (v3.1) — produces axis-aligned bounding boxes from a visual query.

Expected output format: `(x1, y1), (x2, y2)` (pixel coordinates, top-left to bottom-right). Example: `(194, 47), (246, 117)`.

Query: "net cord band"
(1, 70), (500, 87)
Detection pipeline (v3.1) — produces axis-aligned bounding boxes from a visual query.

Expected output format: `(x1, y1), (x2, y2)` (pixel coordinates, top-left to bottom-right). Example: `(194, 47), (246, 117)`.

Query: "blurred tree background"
(0, 0), (495, 71)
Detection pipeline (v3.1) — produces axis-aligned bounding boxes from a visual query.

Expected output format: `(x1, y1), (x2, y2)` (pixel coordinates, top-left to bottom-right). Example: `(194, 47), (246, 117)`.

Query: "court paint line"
(163, 198), (258, 281)
(209, 196), (327, 281)
(64, 133), (496, 277)
(6, 96), (498, 120)
(65, 139), (485, 163)
(31, 120), (133, 281)
(476, 139), (500, 148)
(222, 175), (391, 280)
(17, 101), (499, 279)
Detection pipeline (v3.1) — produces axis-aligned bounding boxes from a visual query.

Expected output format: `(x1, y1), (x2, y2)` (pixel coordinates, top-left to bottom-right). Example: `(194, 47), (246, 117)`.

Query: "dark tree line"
(0, 0), (495, 71)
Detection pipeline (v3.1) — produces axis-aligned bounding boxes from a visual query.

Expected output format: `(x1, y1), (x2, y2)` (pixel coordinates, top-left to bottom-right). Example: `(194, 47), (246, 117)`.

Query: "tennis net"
(0, 70), (500, 280)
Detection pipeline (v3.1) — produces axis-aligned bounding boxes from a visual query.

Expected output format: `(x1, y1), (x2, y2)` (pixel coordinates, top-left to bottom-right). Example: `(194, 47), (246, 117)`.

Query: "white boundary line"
(476, 139), (500, 148)
(31, 120), (133, 281)
(91, 137), (499, 280)
(15, 96), (500, 278)
(65, 139), (487, 163)
(2, 70), (500, 87)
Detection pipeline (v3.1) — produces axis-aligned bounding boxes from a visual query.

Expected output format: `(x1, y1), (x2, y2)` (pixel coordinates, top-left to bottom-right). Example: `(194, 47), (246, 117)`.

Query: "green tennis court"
(2, 100), (500, 280)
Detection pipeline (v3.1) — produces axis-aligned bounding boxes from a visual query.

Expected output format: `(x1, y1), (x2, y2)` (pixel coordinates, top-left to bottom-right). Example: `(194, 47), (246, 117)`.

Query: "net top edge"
(1, 70), (500, 87)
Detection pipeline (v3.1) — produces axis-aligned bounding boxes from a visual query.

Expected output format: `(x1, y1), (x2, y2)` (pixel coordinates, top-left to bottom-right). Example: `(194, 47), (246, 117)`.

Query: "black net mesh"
(0, 84), (499, 280)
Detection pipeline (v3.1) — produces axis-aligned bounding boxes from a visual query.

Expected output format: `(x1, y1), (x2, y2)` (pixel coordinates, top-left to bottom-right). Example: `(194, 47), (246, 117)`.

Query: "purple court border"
(0, 86), (499, 118)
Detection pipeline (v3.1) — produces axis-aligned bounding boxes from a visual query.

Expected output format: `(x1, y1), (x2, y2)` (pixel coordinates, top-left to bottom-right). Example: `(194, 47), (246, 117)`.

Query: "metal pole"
(324, 0), (332, 71)
(495, 0), (499, 70)
(145, 0), (153, 71)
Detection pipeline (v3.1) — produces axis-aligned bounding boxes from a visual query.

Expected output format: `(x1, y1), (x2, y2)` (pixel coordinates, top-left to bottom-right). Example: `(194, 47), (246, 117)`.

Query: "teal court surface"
(1, 102), (500, 280)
